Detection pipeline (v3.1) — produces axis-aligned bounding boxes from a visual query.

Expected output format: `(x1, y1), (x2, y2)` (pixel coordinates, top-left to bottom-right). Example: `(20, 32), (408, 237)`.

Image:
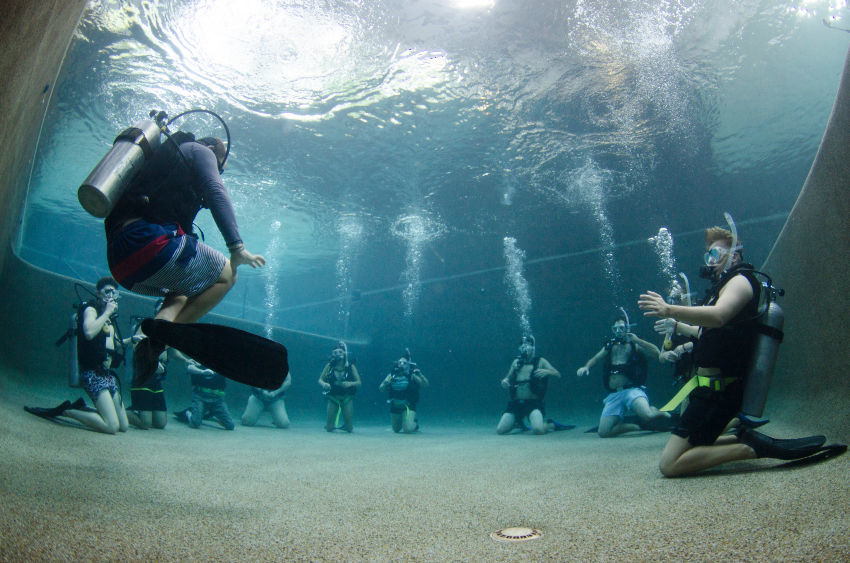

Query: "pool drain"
(490, 527), (543, 543)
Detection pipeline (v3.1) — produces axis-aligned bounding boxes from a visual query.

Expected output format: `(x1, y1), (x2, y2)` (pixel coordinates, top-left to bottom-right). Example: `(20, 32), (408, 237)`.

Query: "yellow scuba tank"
(740, 277), (785, 417)
(77, 119), (162, 218)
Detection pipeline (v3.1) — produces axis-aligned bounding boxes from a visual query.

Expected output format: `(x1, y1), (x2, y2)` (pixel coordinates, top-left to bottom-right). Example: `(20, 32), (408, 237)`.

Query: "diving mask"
(611, 323), (627, 336)
(99, 287), (120, 302)
(704, 244), (742, 267)
(703, 247), (730, 266)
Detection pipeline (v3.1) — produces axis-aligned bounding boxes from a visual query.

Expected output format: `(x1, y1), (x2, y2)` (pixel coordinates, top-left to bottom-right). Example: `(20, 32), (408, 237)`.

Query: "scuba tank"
(78, 119), (162, 218)
(78, 108), (232, 218)
(68, 312), (81, 388)
(55, 309), (82, 388)
(740, 275), (785, 417)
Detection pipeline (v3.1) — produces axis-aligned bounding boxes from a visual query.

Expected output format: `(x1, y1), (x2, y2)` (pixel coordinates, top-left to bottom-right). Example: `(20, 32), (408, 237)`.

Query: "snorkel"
(339, 341), (349, 368)
(699, 213), (740, 279)
(678, 272), (692, 307)
(612, 307), (633, 343)
(722, 211), (739, 274)
(618, 306), (631, 332)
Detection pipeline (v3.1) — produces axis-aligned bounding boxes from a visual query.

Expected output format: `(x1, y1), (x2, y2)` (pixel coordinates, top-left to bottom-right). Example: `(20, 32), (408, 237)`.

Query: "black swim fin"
(738, 428), (827, 460)
(776, 443), (847, 469)
(24, 400), (71, 419)
(141, 319), (288, 390)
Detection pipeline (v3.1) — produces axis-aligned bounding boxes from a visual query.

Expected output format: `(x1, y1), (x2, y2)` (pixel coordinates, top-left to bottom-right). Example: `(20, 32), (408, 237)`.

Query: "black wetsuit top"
(76, 302), (124, 372)
(76, 302), (108, 372)
(693, 264), (761, 379)
(106, 137), (242, 247)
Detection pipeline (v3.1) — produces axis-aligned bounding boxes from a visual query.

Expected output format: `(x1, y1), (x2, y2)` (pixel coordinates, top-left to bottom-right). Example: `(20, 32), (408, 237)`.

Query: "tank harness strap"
(659, 375), (740, 412)
(116, 126), (156, 159)
(754, 323), (784, 342)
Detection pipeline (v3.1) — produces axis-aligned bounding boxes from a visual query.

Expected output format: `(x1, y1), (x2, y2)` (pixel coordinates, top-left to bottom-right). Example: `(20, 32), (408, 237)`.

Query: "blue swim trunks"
(601, 387), (648, 420)
(107, 220), (225, 298)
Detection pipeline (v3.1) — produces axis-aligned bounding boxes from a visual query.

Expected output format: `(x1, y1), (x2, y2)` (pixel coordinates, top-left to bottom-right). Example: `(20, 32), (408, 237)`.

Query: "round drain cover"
(490, 527), (543, 542)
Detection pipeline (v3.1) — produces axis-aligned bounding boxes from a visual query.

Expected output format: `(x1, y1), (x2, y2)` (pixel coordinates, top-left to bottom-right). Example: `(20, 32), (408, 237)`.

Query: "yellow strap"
(660, 375), (739, 411)
(660, 376), (698, 412)
(696, 375), (738, 391)
(328, 395), (352, 428)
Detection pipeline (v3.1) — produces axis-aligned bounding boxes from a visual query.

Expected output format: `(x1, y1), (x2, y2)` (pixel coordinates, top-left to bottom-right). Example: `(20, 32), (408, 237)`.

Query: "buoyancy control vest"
(388, 367), (420, 406)
(105, 131), (205, 236)
(328, 363), (357, 396)
(602, 340), (647, 391)
(693, 263), (762, 379)
(76, 301), (125, 372)
(509, 356), (547, 400)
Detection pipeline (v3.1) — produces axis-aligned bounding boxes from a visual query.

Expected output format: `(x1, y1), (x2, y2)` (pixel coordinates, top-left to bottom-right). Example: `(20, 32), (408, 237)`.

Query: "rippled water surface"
(18, 0), (850, 352)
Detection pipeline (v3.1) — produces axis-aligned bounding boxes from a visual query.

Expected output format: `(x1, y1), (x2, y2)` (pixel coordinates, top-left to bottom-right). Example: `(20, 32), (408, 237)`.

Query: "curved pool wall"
(0, 3), (849, 437)
(761, 43), (850, 439)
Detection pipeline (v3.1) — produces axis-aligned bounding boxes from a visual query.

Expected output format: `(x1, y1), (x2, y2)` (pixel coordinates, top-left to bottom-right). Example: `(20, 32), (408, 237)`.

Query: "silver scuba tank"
(740, 300), (785, 417)
(68, 312), (81, 388)
(77, 119), (162, 218)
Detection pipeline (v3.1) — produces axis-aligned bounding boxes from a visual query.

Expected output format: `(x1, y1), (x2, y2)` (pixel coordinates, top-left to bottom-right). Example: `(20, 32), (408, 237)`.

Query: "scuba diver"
(87, 110), (265, 389)
(378, 349), (429, 433)
(318, 342), (361, 432)
(655, 279), (697, 413)
(126, 302), (169, 430)
(26, 277), (134, 434)
(638, 219), (843, 476)
(173, 357), (235, 431)
(241, 373), (292, 429)
(497, 336), (567, 435)
(577, 312), (672, 437)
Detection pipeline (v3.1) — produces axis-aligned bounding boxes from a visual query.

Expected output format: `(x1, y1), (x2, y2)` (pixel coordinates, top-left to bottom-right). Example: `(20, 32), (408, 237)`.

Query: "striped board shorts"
(107, 219), (226, 298)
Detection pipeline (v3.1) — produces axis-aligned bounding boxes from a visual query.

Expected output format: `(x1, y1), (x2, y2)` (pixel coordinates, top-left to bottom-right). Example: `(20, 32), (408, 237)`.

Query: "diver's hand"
(320, 381), (331, 391)
(624, 333), (636, 343)
(500, 378), (510, 389)
(638, 291), (670, 318)
(103, 299), (119, 318)
(576, 366), (589, 377)
(231, 247), (266, 269)
(659, 350), (682, 363)
(654, 318), (676, 335)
